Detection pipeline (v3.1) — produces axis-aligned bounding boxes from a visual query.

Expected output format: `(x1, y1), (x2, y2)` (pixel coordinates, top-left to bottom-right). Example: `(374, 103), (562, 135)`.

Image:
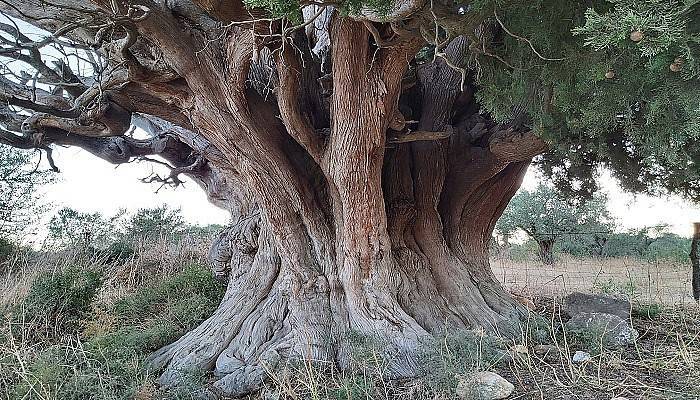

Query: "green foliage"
(124, 205), (185, 240)
(100, 240), (136, 264)
(475, 0), (700, 199)
(45, 206), (213, 264)
(112, 264), (225, 328)
(632, 303), (663, 320)
(4, 263), (224, 400)
(0, 236), (16, 264)
(48, 207), (125, 250)
(419, 332), (508, 395)
(573, 0), (692, 58)
(498, 184), (614, 241)
(243, 0), (301, 19)
(497, 184), (614, 263)
(556, 224), (690, 262)
(0, 146), (54, 239)
(12, 267), (103, 341)
(594, 277), (638, 297)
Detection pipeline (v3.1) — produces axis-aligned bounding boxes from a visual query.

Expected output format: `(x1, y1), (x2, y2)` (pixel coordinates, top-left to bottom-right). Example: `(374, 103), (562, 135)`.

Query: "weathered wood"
(387, 127), (453, 143)
(0, 2), (549, 396)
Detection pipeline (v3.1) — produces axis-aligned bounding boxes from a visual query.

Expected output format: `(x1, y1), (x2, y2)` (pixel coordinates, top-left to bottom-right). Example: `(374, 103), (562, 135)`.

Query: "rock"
(565, 312), (639, 347)
(563, 292), (631, 320)
(456, 371), (515, 400)
(610, 397), (629, 400)
(533, 344), (560, 361)
(572, 351), (591, 363)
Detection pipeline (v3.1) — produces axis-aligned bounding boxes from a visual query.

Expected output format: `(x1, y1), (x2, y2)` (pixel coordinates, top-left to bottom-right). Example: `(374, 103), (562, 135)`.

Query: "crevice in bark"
(0, 2), (552, 396)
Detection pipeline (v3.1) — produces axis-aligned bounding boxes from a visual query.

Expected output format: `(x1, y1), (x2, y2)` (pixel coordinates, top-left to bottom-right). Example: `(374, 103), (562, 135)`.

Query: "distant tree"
(0, 146), (53, 240)
(497, 185), (614, 264)
(48, 207), (124, 250)
(124, 205), (185, 240)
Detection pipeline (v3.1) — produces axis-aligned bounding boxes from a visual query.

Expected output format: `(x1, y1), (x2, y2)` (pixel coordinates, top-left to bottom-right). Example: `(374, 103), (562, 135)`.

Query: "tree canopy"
(496, 184), (613, 263)
(0, 1), (696, 200)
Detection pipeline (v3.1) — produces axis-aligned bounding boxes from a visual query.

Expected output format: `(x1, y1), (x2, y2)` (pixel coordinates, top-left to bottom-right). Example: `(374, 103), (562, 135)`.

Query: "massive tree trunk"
(0, 1), (548, 397)
(536, 238), (556, 265)
(142, 31), (542, 396)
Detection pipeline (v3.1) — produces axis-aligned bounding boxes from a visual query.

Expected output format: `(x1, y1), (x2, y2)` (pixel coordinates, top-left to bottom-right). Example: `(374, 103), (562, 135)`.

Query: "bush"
(101, 240), (136, 264)
(12, 267), (103, 341)
(112, 264), (225, 326)
(4, 263), (224, 400)
(0, 236), (15, 264)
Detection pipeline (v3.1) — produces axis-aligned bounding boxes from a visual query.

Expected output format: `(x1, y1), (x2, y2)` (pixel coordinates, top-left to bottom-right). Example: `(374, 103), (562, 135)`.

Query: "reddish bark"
(0, 1), (549, 396)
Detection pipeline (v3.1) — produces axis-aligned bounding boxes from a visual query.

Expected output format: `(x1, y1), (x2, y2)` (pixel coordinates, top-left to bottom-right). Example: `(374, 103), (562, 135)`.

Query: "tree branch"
(489, 129), (548, 162)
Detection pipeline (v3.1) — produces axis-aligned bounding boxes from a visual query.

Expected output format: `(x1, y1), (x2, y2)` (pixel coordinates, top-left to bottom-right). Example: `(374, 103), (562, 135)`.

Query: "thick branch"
(275, 42), (325, 162)
(489, 129), (548, 162)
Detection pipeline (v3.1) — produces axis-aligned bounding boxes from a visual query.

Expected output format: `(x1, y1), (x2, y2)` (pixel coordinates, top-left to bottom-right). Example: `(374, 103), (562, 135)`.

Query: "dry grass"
(492, 256), (696, 305)
(1, 249), (698, 400)
(0, 233), (210, 309)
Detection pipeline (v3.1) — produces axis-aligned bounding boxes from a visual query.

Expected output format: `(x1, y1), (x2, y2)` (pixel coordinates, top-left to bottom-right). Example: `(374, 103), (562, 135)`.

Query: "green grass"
(1, 263), (225, 400)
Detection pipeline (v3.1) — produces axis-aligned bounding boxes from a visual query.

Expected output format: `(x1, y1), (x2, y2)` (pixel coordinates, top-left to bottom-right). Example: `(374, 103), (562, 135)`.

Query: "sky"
(35, 145), (700, 238)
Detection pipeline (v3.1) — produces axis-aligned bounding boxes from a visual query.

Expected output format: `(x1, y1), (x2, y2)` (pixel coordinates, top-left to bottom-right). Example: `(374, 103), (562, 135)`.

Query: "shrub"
(419, 331), (508, 395)
(632, 303), (663, 320)
(0, 236), (15, 264)
(112, 264), (224, 326)
(4, 263), (224, 400)
(12, 267), (103, 341)
(101, 240), (136, 264)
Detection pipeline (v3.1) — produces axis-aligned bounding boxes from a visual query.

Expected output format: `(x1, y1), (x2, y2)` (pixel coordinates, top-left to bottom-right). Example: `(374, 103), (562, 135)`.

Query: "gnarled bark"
(0, 1), (550, 397)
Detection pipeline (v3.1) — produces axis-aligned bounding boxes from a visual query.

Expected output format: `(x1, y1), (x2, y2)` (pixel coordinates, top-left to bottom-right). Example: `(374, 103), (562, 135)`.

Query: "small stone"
(670, 62), (682, 72)
(572, 350), (591, 363)
(456, 371), (515, 400)
(533, 344), (560, 361)
(605, 70), (615, 79)
(610, 397), (629, 400)
(565, 312), (639, 348)
(563, 292), (631, 320)
(629, 30), (644, 42)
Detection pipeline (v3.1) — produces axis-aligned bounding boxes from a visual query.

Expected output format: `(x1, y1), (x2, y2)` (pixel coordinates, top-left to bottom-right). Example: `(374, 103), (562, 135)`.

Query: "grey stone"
(456, 371), (515, 400)
(572, 350), (591, 363)
(565, 312), (639, 347)
(563, 292), (631, 320)
(533, 344), (560, 361)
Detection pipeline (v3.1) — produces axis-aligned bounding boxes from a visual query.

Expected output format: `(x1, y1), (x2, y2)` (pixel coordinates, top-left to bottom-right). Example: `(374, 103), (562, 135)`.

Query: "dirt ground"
(491, 257), (696, 305)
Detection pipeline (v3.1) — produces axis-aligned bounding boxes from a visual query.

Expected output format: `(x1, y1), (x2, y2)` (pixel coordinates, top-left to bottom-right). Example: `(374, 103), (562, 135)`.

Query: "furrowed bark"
(0, 1), (552, 397)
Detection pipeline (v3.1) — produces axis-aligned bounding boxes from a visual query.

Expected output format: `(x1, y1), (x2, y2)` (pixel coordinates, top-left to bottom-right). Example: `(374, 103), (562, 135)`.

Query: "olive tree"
(497, 184), (614, 264)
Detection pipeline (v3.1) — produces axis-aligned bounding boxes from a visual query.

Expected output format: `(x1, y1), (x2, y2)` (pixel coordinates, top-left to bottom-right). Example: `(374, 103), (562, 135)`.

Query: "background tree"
(125, 205), (185, 240)
(497, 185), (614, 264)
(0, 0), (697, 396)
(48, 207), (123, 250)
(0, 146), (53, 241)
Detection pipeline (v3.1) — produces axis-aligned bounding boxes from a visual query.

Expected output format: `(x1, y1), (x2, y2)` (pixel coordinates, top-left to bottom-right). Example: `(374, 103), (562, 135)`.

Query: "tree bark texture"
(0, 2), (550, 397)
(537, 238), (556, 265)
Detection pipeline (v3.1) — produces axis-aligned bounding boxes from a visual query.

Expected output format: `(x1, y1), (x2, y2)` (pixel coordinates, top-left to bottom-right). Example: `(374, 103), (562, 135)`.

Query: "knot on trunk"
(209, 214), (261, 279)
